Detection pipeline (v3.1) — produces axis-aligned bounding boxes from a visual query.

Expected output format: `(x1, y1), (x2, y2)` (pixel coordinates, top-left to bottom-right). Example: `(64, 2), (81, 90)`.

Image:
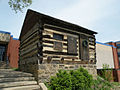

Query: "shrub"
(12, 68), (19, 71)
(93, 76), (114, 90)
(101, 64), (113, 81)
(46, 67), (93, 90)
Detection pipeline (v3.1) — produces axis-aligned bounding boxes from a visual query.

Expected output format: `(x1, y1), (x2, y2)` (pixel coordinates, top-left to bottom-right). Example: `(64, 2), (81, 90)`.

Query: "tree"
(8, 0), (32, 13)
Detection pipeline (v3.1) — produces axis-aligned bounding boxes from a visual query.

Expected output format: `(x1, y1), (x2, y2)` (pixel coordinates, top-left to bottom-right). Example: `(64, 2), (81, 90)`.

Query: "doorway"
(0, 45), (6, 61)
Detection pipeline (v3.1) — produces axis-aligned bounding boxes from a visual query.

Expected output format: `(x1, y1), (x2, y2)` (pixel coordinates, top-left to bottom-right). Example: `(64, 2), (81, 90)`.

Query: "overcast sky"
(0, 0), (120, 42)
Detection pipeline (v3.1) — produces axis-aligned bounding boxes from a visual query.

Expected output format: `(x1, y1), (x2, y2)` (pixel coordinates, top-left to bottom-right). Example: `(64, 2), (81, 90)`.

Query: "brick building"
(96, 41), (120, 82)
(107, 41), (120, 82)
(0, 30), (20, 68)
(116, 41), (120, 66)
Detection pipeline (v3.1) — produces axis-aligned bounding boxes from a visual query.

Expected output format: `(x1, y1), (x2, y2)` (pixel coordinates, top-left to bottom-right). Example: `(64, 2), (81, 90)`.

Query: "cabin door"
(79, 35), (89, 60)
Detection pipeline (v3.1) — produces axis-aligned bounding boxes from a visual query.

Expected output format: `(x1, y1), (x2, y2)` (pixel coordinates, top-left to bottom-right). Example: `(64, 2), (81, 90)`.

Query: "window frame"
(53, 33), (63, 41)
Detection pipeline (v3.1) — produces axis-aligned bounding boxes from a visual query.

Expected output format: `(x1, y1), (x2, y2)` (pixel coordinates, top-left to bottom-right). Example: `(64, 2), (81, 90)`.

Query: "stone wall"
(37, 64), (97, 83)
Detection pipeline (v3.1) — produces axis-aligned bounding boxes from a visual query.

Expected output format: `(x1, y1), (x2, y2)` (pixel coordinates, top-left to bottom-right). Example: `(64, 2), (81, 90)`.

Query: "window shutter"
(67, 36), (77, 55)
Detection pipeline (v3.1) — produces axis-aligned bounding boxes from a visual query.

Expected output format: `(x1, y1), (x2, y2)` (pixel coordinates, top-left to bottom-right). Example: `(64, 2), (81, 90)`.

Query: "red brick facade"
(108, 42), (120, 82)
(7, 37), (20, 68)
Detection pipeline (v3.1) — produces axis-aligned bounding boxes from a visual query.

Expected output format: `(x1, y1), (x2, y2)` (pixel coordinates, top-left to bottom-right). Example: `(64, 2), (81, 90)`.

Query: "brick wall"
(7, 37), (20, 68)
(108, 42), (120, 82)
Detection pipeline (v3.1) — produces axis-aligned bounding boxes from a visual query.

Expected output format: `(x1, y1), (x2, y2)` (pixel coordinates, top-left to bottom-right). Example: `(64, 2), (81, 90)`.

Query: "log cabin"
(19, 9), (97, 82)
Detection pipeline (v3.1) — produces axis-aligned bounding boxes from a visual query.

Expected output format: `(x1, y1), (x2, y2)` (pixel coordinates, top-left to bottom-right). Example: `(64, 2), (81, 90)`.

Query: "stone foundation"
(37, 64), (97, 83)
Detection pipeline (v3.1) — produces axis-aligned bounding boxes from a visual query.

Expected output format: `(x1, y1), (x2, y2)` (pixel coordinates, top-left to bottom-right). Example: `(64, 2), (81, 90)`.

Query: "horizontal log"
(20, 48), (38, 58)
(43, 50), (78, 56)
(21, 23), (39, 42)
(63, 57), (78, 59)
(44, 28), (79, 38)
(43, 39), (68, 46)
(43, 38), (67, 43)
(89, 58), (95, 60)
(88, 38), (95, 42)
(43, 39), (79, 48)
(43, 42), (67, 48)
(21, 31), (39, 46)
(20, 36), (40, 49)
(44, 24), (95, 37)
(43, 47), (67, 52)
(21, 51), (38, 60)
(43, 53), (79, 58)
(20, 40), (39, 51)
(43, 30), (79, 42)
(42, 59), (94, 64)
(89, 45), (95, 49)
(20, 45), (37, 56)
(89, 55), (95, 58)
(89, 47), (95, 50)
(89, 49), (95, 52)
(20, 56), (38, 64)
(89, 42), (95, 46)
(20, 53), (38, 60)
(43, 44), (68, 50)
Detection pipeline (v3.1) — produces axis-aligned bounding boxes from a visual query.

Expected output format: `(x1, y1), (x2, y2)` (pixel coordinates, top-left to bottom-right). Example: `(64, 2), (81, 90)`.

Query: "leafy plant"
(46, 66), (120, 90)
(93, 76), (114, 90)
(12, 68), (19, 71)
(101, 64), (113, 81)
(46, 67), (93, 90)
(70, 68), (93, 90)
(8, 0), (32, 13)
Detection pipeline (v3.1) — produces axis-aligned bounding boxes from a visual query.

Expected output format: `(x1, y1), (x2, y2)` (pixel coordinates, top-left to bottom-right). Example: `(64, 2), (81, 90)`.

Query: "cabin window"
(54, 41), (63, 51)
(67, 36), (77, 54)
(53, 33), (63, 40)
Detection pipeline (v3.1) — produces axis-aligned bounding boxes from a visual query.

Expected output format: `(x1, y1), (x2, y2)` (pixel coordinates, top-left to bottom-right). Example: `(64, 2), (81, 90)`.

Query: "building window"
(118, 57), (120, 66)
(0, 45), (6, 61)
(53, 33), (63, 40)
(54, 41), (63, 51)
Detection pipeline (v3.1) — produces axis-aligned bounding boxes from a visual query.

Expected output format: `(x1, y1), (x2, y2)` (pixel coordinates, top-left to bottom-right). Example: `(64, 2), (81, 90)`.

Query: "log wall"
(19, 22), (96, 73)
(42, 24), (96, 64)
(19, 23), (42, 73)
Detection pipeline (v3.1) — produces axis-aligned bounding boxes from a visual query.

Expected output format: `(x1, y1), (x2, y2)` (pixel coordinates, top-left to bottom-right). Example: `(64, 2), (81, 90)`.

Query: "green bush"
(12, 68), (19, 71)
(46, 67), (93, 90)
(93, 76), (114, 90)
(101, 64), (113, 81)
(46, 67), (120, 90)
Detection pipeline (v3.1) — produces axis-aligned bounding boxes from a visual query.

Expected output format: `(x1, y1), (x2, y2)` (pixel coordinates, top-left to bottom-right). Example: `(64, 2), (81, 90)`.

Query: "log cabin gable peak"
(19, 9), (97, 40)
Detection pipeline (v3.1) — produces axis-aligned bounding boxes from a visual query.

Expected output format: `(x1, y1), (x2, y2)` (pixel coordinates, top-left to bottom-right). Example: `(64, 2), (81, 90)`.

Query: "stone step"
(0, 69), (33, 77)
(0, 62), (10, 69)
(0, 72), (33, 78)
(0, 69), (16, 71)
(0, 77), (35, 83)
(0, 85), (40, 90)
(0, 70), (31, 74)
(0, 69), (40, 89)
(0, 81), (37, 88)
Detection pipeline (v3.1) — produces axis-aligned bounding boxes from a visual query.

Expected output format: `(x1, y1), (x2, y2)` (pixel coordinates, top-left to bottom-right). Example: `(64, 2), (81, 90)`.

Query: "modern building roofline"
(96, 41), (116, 48)
(0, 30), (11, 34)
